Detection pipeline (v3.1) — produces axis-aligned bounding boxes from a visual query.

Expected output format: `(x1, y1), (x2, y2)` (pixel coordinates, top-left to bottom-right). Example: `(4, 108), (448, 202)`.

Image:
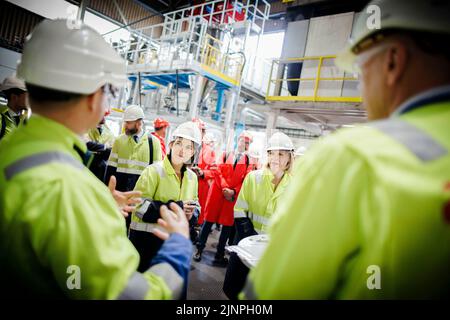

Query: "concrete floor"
(187, 228), (229, 300)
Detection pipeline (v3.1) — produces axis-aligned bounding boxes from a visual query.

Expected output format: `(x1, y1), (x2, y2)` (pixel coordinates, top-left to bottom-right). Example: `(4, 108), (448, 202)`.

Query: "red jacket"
(151, 132), (166, 157)
(197, 143), (217, 223)
(202, 151), (252, 226)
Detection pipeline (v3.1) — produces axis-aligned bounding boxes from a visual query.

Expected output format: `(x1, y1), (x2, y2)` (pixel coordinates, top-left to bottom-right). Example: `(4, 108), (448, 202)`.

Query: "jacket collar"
(26, 115), (87, 162)
(393, 84), (450, 116)
(163, 156), (176, 176)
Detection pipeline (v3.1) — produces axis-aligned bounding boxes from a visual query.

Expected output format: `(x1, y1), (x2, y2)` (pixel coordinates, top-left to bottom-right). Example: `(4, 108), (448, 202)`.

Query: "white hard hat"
(123, 105), (144, 122)
(1, 76), (27, 92)
(266, 132), (294, 151)
(170, 121), (202, 147)
(17, 19), (126, 94)
(295, 146), (307, 156)
(248, 144), (261, 159)
(335, 0), (450, 73)
(203, 132), (216, 144)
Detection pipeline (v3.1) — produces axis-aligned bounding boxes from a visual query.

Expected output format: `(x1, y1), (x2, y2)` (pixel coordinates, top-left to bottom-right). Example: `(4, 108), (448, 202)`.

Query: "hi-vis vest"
(242, 96), (450, 300)
(87, 125), (115, 147)
(107, 133), (162, 176)
(130, 156), (198, 233)
(0, 108), (27, 140)
(234, 168), (291, 233)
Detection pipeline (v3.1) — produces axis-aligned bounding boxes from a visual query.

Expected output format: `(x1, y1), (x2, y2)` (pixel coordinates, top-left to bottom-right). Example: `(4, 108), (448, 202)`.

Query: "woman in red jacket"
(191, 119), (217, 216)
(194, 131), (253, 265)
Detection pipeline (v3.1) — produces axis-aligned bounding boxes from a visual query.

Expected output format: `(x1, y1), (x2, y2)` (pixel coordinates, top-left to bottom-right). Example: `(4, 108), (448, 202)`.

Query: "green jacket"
(87, 124), (115, 147)
(105, 132), (162, 191)
(242, 97), (450, 299)
(0, 108), (19, 140)
(108, 132), (162, 175)
(234, 168), (291, 233)
(0, 115), (187, 299)
(130, 156), (198, 233)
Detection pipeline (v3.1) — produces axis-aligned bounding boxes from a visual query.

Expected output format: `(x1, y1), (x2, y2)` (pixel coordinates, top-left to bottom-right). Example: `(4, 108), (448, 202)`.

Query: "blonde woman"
(223, 132), (295, 299)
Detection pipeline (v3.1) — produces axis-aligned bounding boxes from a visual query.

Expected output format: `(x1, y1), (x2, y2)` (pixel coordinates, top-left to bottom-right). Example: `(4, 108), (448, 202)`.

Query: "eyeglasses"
(353, 43), (392, 75)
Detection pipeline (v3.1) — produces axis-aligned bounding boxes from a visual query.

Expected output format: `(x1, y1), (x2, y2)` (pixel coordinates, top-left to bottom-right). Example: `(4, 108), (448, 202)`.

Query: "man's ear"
(385, 42), (408, 87)
(86, 88), (103, 112)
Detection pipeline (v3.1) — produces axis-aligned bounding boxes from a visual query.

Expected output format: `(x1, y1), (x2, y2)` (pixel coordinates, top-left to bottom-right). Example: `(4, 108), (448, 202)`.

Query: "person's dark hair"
(26, 84), (84, 103)
(3, 88), (26, 101)
(407, 30), (450, 61)
(154, 126), (164, 131)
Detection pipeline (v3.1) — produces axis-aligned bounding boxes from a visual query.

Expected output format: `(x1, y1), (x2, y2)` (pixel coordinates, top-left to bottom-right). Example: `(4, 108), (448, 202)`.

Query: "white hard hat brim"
(171, 133), (201, 146)
(123, 116), (143, 122)
(336, 0), (450, 73)
(266, 147), (294, 152)
(335, 48), (357, 74)
(123, 116), (144, 121)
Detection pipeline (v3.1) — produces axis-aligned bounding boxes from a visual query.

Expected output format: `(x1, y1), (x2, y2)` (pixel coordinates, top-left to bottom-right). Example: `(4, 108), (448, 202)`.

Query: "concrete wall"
(341, 12), (362, 98)
(0, 47), (21, 82)
(297, 12), (354, 98)
(280, 20), (310, 59)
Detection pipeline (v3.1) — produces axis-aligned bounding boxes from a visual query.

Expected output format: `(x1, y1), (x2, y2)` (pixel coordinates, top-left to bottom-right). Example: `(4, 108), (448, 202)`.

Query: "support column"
(212, 89), (225, 121)
(131, 79), (140, 105)
(188, 74), (204, 119)
(265, 109), (279, 140)
(224, 89), (237, 153)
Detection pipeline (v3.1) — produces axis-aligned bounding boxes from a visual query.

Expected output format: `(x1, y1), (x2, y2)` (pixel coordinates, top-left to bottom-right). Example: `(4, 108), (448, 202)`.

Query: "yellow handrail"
(266, 55), (362, 103)
(200, 35), (244, 84)
(312, 57), (323, 102)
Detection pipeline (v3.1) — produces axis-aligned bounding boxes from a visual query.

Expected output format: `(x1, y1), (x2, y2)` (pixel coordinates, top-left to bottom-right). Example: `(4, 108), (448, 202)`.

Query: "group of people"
(0, 55), (301, 300)
(0, 0), (449, 299)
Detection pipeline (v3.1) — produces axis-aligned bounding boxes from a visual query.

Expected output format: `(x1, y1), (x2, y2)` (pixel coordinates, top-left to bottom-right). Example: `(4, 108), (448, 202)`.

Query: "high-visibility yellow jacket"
(0, 107), (26, 141)
(234, 168), (291, 234)
(130, 156), (198, 234)
(87, 124), (115, 147)
(242, 93), (450, 299)
(0, 115), (192, 299)
(105, 132), (162, 190)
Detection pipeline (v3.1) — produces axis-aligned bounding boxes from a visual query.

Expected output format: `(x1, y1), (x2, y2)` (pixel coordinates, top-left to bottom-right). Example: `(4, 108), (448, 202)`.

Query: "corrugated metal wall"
(69, 0), (164, 31)
(0, 1), (44, 52)
(0, 0), (165, 53)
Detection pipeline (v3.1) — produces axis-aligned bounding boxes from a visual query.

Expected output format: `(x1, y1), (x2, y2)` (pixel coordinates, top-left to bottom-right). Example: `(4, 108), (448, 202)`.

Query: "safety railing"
(200, 33), (244, 83)
(112, 20), (244, 85)
(266, 56), (362, 103)
(163, 0), (270, 29)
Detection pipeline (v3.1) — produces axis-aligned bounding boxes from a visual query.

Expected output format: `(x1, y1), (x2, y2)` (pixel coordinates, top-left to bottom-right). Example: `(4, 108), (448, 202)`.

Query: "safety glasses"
(353, 43), (393, 75)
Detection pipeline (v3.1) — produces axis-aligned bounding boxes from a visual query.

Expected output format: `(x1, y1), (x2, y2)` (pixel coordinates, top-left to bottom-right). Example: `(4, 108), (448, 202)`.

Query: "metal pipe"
(138, 72), (142, 107)
(213, 89), (225, 121)
(77, 0), (89, 22)
(176, 69), (179, 117)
